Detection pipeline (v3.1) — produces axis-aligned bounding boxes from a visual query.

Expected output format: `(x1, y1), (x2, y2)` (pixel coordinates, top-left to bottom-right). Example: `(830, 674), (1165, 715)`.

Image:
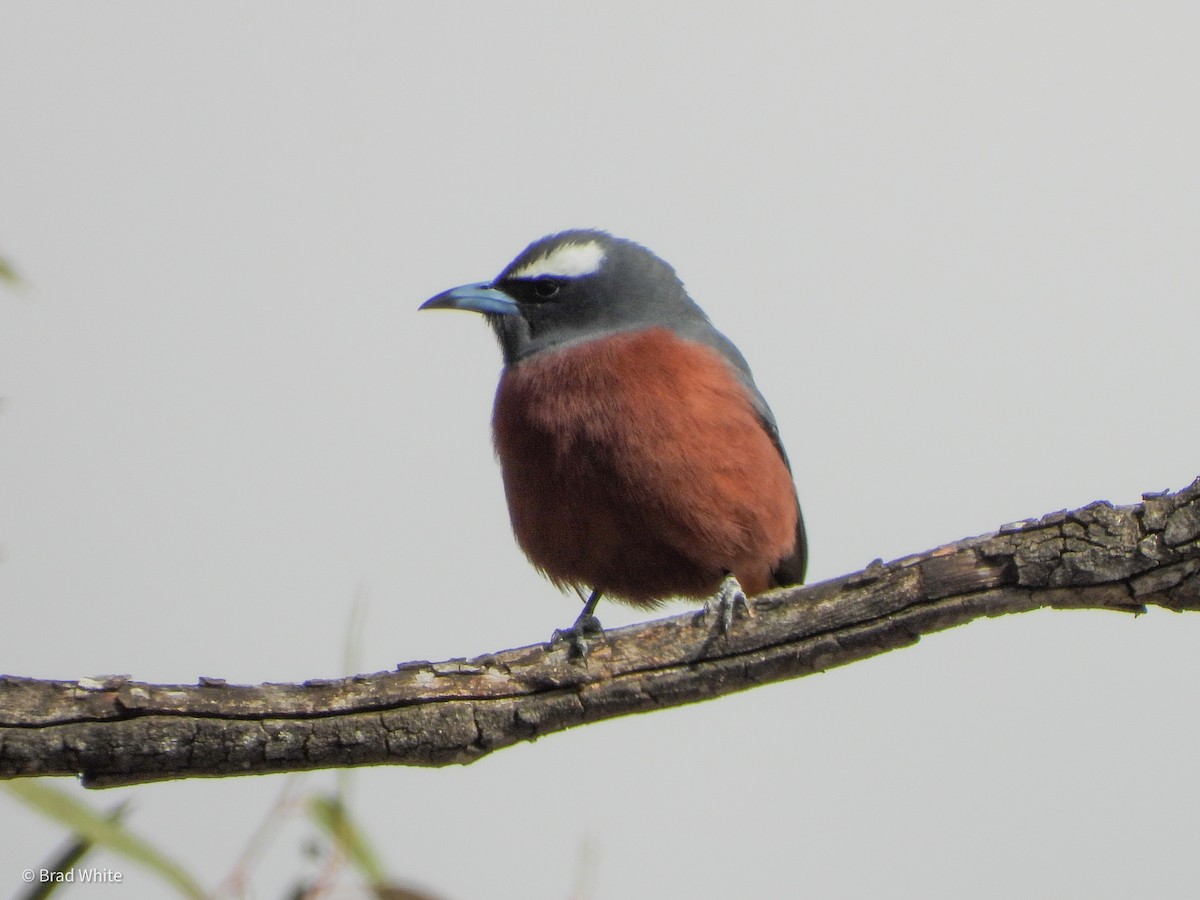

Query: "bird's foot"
(702, 574), (752, 633)
(551, 613), (604, 661)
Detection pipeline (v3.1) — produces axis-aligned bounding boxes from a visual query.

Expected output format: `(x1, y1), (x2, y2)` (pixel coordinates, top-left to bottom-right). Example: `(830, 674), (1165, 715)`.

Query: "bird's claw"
(702, 574), (752, 633)
(551, 614), (604, 660)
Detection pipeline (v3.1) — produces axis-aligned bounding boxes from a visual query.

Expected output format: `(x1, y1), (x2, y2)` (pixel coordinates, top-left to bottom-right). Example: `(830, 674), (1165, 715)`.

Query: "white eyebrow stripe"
(510, 241), (605, 279)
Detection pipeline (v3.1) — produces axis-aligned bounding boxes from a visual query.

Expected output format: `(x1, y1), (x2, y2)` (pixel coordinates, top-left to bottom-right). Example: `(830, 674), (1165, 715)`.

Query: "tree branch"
(4, 479), (1199, 789)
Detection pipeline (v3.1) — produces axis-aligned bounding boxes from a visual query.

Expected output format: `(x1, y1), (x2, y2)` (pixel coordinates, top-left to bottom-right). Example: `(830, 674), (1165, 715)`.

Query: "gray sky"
(2, 3), (1198, 897)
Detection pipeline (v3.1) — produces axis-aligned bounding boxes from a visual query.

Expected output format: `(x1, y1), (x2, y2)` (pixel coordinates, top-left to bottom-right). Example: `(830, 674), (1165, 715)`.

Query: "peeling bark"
(3, 479), (1198, 789)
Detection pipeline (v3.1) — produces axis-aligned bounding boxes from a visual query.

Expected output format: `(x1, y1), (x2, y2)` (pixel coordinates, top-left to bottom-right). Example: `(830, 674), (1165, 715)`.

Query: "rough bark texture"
(3, 479), (1199, 789)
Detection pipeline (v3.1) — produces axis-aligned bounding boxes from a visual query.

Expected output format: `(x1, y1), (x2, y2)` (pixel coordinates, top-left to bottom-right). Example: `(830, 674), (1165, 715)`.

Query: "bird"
(420, 230), (806, 654)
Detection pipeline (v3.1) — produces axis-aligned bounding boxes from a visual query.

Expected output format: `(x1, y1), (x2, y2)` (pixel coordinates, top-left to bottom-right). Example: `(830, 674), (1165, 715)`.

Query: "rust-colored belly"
(492, 328), (798, 607)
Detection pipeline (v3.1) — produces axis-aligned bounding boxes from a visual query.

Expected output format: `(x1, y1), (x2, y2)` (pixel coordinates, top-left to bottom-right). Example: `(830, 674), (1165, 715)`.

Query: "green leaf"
(308, 794), (387, 886)
(4, 781), (205, 899)
(20, 800), (130, 900)
(0, 254), (19, 286)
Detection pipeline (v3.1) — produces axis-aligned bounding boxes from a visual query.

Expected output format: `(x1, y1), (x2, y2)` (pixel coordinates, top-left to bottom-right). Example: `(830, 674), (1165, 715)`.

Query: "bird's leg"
(702, 572), (752, 633)
(551, 589), (605, 660)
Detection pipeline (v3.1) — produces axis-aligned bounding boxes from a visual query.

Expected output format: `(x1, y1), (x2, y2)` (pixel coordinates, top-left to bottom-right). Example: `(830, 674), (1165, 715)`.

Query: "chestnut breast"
(492, 327), (798, 607)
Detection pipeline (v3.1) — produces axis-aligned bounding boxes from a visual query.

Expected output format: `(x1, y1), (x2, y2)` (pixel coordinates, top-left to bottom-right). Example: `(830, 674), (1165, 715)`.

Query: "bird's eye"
(533, 279), (561, 299)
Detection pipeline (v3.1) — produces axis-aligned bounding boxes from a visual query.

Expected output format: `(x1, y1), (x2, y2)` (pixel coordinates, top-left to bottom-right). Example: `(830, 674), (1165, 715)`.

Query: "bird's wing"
(679, 320), (808, 586)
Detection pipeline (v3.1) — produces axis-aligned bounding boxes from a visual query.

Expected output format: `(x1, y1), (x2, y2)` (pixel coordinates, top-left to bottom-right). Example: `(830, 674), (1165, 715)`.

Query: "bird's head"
(420, 230), (708, 363)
